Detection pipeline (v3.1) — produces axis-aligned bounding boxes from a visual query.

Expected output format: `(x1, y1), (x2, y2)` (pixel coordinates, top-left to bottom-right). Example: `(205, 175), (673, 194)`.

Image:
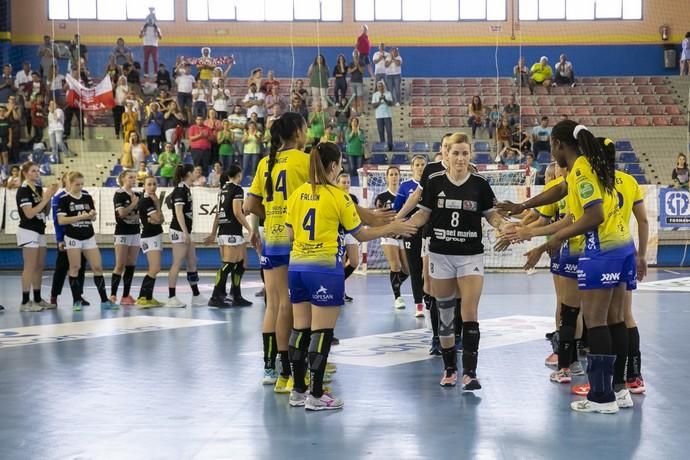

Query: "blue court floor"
(0, 269), (689, 460)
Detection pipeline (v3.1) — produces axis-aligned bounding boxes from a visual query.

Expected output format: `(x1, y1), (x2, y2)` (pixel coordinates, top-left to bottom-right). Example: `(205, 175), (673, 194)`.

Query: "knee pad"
(462, 321), (480, 354)
(186, 271), (199, 283)
(559, 304), (579, 342)
(437, 297), (456, 340)
(288, 328), (311, 362)
(308, 329), (334, 371)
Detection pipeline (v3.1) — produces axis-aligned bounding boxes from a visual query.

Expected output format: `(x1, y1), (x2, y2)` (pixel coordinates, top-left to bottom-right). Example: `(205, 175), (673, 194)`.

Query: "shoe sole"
(628, 388), (646, 395)
(571, 401), (619, 414)
(305, 404), (343, 411)
(440, 382), (457, 387)
(617, 400), (634, 409)
(262, 380), (277, 385)
(551, 378), (572, 384)
(463, 382), (482, 391)
(289, 400), (306, 407)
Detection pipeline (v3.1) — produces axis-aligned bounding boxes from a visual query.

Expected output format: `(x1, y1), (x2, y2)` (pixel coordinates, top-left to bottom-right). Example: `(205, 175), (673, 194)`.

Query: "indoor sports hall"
(1, 1), (689, 459)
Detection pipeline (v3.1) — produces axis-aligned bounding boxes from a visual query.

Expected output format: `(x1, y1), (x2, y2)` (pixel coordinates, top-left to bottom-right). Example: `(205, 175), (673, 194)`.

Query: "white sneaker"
(570, 360), (585, 376)
(20, 301), (44, 312)
(36, 300), (56, 310)
(165, 296), (187, 308)
(305, 392), (344, 411)
(570, 398), (619, 414)
(289, 390), (308, 407)
(394, 297), (406, 309)
(191, 294), (209, 306)
(615, 389), (634, 408)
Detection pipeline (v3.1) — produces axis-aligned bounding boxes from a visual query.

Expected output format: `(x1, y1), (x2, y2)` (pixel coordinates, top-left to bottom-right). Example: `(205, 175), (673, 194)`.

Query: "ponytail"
(19, 161), (37, 183)
(310, 142), (342, 194)
(265, 112), (306, 199)
(117, 169), (133, 187)
(173, 163), (194, 186)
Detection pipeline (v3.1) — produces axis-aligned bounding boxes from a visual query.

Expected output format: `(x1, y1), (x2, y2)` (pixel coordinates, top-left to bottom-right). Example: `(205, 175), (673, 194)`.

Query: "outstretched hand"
(496, 201), (525, 217)
(523, 244), (547, 271)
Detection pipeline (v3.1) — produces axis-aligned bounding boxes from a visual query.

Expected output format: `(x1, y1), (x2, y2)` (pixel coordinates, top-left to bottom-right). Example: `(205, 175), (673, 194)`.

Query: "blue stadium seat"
(111, 164), (123, 176)
(619, 152), (638, 163)
(392, 141), (409, 152)
(369, 153), (389, 165)
(538, 164), (548, 176)
(156, 177), (166, 186)
(19, 151), (32, 162)
(633, 174), (647, 184)
(183, 154), (194, 165)
(38, 164), (51, 175)
(350, 175), (360, 187)
(473, 141), (491, 153)
(537, 151), (552, 164)
(391, 153), (409, 164)
(473, 153), (492, 164)
(147, 153), (158, 164)
(412, 142), (430, 153)
(241, 176), (253, 187)
(615, 140), (633, 151)
(371, 142), (388, 153)
(104, 176), (118, 187)
(432, 142), (441, 152)
(625, 163), (644, 175)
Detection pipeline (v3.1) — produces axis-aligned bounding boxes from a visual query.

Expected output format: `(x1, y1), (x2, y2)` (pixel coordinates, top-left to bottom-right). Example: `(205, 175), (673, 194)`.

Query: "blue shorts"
(577, 244), (637, 291)
(260, 254), (290, 270)
(558, 253), (579, 279)
(288, 270), (344, 307)
(549, 253), (560, 275)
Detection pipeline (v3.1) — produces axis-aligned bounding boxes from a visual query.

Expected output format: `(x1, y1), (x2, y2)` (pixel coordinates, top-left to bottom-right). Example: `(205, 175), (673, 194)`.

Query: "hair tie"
(573, 124), (588, 139)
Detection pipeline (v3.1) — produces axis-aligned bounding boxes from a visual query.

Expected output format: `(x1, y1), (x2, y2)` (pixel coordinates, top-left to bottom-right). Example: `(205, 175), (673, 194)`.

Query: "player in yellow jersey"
(284, 142), (415, 410)
(245, 112), (311, 389)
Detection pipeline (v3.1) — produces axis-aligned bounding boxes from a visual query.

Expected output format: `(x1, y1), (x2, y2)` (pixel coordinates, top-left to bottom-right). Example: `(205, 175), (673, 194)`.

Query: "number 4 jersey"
(418, 171), (496, 255)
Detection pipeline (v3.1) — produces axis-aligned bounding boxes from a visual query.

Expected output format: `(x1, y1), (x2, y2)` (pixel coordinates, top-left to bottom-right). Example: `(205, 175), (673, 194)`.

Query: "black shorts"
(0, 142), (7, 153)
(359, 54), (370, 66)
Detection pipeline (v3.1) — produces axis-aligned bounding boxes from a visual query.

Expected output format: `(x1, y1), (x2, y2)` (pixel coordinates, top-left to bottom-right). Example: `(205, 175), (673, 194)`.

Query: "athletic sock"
(122, 265), (135, 297)
(187, 271), (200, 296)
(69, 276), (81, 303)
(399, 271), (409, 285)
(462, 321), (480, 378)
(586, 353), (616, 403)
(308, 329), (334, 398)
(94, 275), (108, 302)
(168, 287), (176, 299)
(262, 332), (278, 370)
(111, 272), (122, 297)
(344, 265), (355, 280)
(231, 262), (245, 299)
(212, 263), (231, 299)
(278, 350), (291, 378)
(609, 322), (628, 392)
(627, 326), (641, 380)
(22, 291), (30, 304)
(288, 328), (311, 392)
(441, 346), (457, 371)
(455, 298), (463, 338)
(558, 304), (579, 370)
(390, 271), (402, 298)
(138, 275), (156, 300)
(429, 297), (440, 338)
(33, 289), (42, 303)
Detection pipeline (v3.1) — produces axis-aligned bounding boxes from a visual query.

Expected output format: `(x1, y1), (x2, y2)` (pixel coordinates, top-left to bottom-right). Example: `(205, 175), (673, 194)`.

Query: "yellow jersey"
(248, 149), (310, 255)
(286, 183), (362, 273)
(537, 176), (582, 253)
(614, 170), (644, 232)
(566, 156), (631, 255)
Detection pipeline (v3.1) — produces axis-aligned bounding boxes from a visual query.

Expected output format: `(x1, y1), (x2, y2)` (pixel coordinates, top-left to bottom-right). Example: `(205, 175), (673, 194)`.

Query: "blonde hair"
(545, 162), (557, 183)
(67, 171), (84, 184)
(447, 132), (470, 146)
(20, 161), (38, 183)
(117, 169), (135, 187)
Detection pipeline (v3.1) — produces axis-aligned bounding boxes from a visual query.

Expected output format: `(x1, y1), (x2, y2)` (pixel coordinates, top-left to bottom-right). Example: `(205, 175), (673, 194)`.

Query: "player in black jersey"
(337, 172), (360, 303)
(166, 164), (206, 308)
(135, 176), (165, 308)
(408, 133), (510, 390)
(16, 161), (58, 311)
(111, 170), (142, 306)
(57, 171), (119, 311)
(205, 165), (253, 308)
(374, 166), (410, 310)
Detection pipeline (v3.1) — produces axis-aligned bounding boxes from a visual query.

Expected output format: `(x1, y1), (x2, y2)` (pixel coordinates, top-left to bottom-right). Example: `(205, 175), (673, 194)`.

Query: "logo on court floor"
(637, 276), (690, 292)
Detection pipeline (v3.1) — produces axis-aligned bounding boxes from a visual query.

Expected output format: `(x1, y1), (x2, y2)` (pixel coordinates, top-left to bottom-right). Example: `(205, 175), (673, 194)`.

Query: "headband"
(573, 124), (588, 139)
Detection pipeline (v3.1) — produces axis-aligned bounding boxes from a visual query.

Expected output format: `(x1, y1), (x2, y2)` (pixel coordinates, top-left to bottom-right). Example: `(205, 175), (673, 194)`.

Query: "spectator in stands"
(243, 82), (266, 128)
(467, 96), (487, 138)
(204, 109), (222, 164)
(175, 63), (195, 122)
(211, 65), (233, 87)
(136, 162), (150, 187)
(372, 80), (394, 151)
(263, 70), (279, 94)
(46, 66), (65, 105)
(111, 37), (134, 68)
(372, 43), (389, 84)
(140, 19), (161, 79)
(121, 132), (149, 169)
(487, 105), (500, 139)
(335, 96), (353, 142)
(265, 85), (285, 118)
(241, 121), (261, 181)
(157, 89), (174, 110)
(217, 120), (235, 170)
(192, 165), (207, 187)
(531, 116), (552, 154)
(291, 79), (309, 111)
(145, 102), (164, 155)
(524, 152), (540, 174)
(158, 142), (179, 186)
(346, 117), (365, 174)
(499, 147), (520, 165)
(321, 124), (337, 144)
(163, 100), (185, 146)
(0, 64), (15, 104)
(0, 105), (11, 171)
(681, 32), (690, 77)
(503, 95), (520, 126)
(349, 50), (365, 113)
(6, 96), (22, 163)
(26, 72), (47, 103)
(69, 34), (88, 68)
(63, 68), (84, 140)
(513, 56), (530, 90)
(385, 47), (403, 105)
(671, 153), (689, 189)
(211, 79), (230, 119)
(511, 123), (531, 155)
(356, 25), (373, 77)
(248, 67), (262, 89)
(308, 54), (329, 107)
(287, 93), (308, 120)
(308, 100), (328, 145)
(496, 118), (512, 156)
(189, 115), (213, 176)
(37, 35), (54, 79)
(333, 54), (349, 104)
(156, 64), (171, 92)
(5, 165), (21, 189)
(121, 101), (139, 143)
(30, 94), (46, 144)
(197, 47), (214, 88)
(208, 161), (223, 188)
(124, 62), (142, 97)
(554, 54), (575, 87)
(228, 104), (247, 159)
(48, 100), (68, 160)
(529, 56), (553, 94)
(192, 79), (209, 120)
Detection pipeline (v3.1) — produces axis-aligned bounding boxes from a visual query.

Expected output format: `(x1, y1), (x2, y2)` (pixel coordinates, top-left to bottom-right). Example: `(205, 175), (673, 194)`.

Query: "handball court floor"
(0, 269), (689, 460)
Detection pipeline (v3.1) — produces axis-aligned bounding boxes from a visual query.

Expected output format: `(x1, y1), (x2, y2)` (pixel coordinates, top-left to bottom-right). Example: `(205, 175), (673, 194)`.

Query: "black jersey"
(139, 194), (163, 238)
(0, 116), (10, 145)
(419, 160), (447, 190)
(217, 182), (244, 236)
(374, 190), (396, 209)
(57, 192), (96, 240)
(16, 182), (47, 234)
(168, 182), (193, 232)
(419, 172), (496, 256)
(113, 189), (142, 235)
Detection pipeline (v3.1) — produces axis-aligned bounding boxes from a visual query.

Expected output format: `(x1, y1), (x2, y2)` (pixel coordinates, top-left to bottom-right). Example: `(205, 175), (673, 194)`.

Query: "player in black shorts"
(408, 133), (510, 390)
(57, 171), (119, 311)
(16, 161), (58, 311)
(337, 172), (360, 303)
(166, 164), (206, 308)
(135, 176), (165, 308)
(205, 164), (253, 308)
(111, 170), (142, 306)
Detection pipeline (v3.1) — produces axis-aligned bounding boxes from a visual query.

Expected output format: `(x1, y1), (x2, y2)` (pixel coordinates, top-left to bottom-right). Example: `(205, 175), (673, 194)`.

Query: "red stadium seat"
(578, 117), (594, 125)
(499, 87), (514, 96)
(615, 117), (632, 126)
(411, 96), (426, 106)
(484, 96), (498, 106)
(671, 116), (687, 126)
(429, 118), (446, 127)
(636, 86), (654, 95)
(428, 97), (444, 106)
(665, 105), (682, 115)
(585, 86), (603, 95)
(618, 86), (637, 95)
(611, 106), (628, 115)
(498, 78), (513, 87)
(652, 117), (669, 126)
(659, 95), (676, 104)
(575, 107), (591, 116)
(550, 87), (566, 95)
(410, 118), (427, 128)
(410, 107), (427, 117)
(593, 106), (610, 115)
(599, 77), (615, 85)
(606, 96), (623, 105)
(448, 117), (464, 127)
(448, 106), (466, 116)
(557, 107), (571, 116)
(412, 78), (427, 87)
(429, 107), (446, 117)
(589, 96), (606, 105)
(650, 77), (667, 85)
(541, 107), (557, 116)
(429, 79), (444, 86)
(522, 107), (537, 116)
(628, 106), (645, 115)
(615, 77), (634, 85)
(646, 106), (665, 115)
(429, 87), (446, 96)
(537, 96), (551, 106)
(446, 78), (462, 86)
(654, 86), (672, 95)
(633, 117), (651, 126)
(554, 96), (569, 106)
(412, 87), (427, 96)
(572, 96), (587, 105)
(481, 87), (497, 96)
(640, 95), (657, 105)
(581, 77), (597, 84)
(462, 78), (479, 86)
(597, 117), (613, 126)
(480, 78), (496, 86)
(446, 86), (463, 96)
(569, 86), (585, 95)
(633, 77), (650, 85)
(447, 97), (463, 106)
(602, 86), (619, 95)
(625, 96), (643, 105)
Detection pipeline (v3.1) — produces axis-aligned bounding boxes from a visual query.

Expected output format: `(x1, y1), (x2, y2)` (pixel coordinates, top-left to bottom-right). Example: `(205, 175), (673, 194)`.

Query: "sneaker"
(101, 300), (120, 310)
(80, 297), (91, 307)
(570, 360), (585, 376)
(462, 374), (482, 391)
(550, 368), (573, 384)
(305, 392), (344, 411)
(109, 295), (118, 304)
(415, 303), (424, 317)
(570, 398), (619, 414)
(289, 390), (308, 407)
(120, 295), (136, 306)
(545, 353), (558, 368)
(36, 300), (56, 310)
(429, 337), (442, 356)
(571, 383), (590, 396)
(326, 363), (337, 373)
(135, 298), (158, 309)
(615, 389), (634, 408)
(208, 297), (233, 308)
(166, 297), (187, 308)
(191, 294), (209, 306)
(394, 297), (406, 309)
(72, 300), (82, 312)
(262, 368), (278, 385)
(148, 298), (163, 307)
(232, 296), (253, 307)
(331, 336), (340, 346)
(255, 289), (265, 298)
(440, 369), (458, 387)
(20, 301), (44, 312)
(323, 372), (333, 384)
(626, 377), (646, 394)
(274, 376), (293, 394)
(344, 294), (353, 302)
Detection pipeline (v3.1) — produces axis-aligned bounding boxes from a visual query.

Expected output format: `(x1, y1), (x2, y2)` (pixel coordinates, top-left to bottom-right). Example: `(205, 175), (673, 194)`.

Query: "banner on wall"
(659, 187), (690, 228)
(65, 74), (115, 112)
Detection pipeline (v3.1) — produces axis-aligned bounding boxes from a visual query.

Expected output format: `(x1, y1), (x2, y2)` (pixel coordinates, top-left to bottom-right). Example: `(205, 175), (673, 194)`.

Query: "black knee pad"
(559, 304), (579, 342)
(308, 329), (334, 371)
(186, 271), (199, 283)
(288, 328), (311, 362)
(462, 321), (480, 354)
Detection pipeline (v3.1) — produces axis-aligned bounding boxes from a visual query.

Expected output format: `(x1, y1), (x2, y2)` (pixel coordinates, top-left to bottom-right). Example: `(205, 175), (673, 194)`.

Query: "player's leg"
(166, 237), (188, 307)
(266, 264), (293, 392)
(82, 245), (116, 308)
(119, 243), (139, 305)
(624, 290), (645, 393)
(66, 246), (85, 310)
(382, 241), (404, 308)
(185, 240), (205, 305)
(210, 243), (233, 308)
(111, 238), (128, 301)
(457, 271), (483, 391)
(228, 243), (251, 306)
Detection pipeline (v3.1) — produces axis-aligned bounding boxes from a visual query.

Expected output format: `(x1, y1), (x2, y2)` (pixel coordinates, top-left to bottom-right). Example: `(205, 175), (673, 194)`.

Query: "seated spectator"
(122, 132), (149, 169)
(524, 152), (540, 174)
(511, 123), (532, 155)
(499, 147), (520, 165)
(207, 161), (223, 188)
(243, 82), (266, 127)
(192, 165), (207, 187)
(111, 37), (133, 68)
(158, 142), (179, 186)
(554, 54), (575, 87)
(263, 70), (280, 94)
(503, 95), (520, 126)
(532, 116), (551, 154)
(136, 161), (151, 187)
(156, 63), (172, 91)
(672, 153), (689, 189)
(467, 95), (487, 138)
(529, 56), (553, 94)
(487, 105), (500, 139)
(513, 56), (530, 89)
(496, 118), (512, 156)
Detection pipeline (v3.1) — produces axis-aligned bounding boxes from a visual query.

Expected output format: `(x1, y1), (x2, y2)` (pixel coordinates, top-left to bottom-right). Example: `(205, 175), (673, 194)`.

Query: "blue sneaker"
(72, 300), (82, 312)
(101, 300), (120, 310)
(429, 337), (442, 356)
(262, 368), (278, 385)
(455, 335), (463, 352)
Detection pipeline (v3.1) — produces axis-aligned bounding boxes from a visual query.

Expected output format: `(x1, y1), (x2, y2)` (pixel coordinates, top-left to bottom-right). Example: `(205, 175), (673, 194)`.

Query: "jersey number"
(450, 212), (460, 227)
(265, 170), (287, 202)
(302, 208), (316, 240)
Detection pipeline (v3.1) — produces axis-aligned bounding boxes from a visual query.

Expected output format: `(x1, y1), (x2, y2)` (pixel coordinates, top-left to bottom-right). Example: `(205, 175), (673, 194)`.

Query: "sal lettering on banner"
(65, 74), (115, 112)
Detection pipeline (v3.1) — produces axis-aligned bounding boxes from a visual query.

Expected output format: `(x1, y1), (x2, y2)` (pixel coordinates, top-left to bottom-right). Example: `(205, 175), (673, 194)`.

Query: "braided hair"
(265, 112), (306, 200)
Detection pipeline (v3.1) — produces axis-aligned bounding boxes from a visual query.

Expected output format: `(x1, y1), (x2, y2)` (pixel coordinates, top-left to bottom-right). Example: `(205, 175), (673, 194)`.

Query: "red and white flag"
(65, 74), (114, 112)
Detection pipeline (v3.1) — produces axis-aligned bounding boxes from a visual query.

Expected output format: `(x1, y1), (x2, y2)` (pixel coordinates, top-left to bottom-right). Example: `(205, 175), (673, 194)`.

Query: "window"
(355, 0), (505, 21)
(519, 0), (642, 20)
(48, 0), (174, 20)
(187, 0), (343, 21)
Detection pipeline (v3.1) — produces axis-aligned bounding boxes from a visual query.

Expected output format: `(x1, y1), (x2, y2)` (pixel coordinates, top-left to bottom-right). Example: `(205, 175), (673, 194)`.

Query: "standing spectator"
(308, 54), (329, 107)
(175, 63), (195, 122)
(333, 54), (349, 104)
(227, 104), (247, 160)
(287, 94), (308, 119)
(124, 63), (142, 98)
(263, 70), (280, 94)
(308, 101), (328, 145)
(349, 50), (365, 114)
(121, 101), (139, 143)
(346, 117), (365, 174)
(554, 54), (575, 87)
(247, 67), (263, 89)
(0, 64), (15, 104)
(672, 153), (689, 189)
(217, 119), (235, 170)
(25, 72), (47, 103)
(212, 79), (230, 119)
(47, 100), (68, 160)
(503, 95), (521, 127)
(487, 105), (500, 139)
(207, 162), (223, 188)
(356, 25), (373, 77)
(145, 102), (164, 155)
(47, 65), (65, 104)
(385, 47), (403, 105)
(204, 109), (222, 164)
(291, 78), (309, 111)
(158, 143), (180, 186)
(241, 121), (261, 181)
(192, 165), (207, 187)
(513, 56), (530, 90)
(121, 132), (149, 169)
(136, 161), (151, 187)
(372, 80), (393, 151)
(30, 94), (46, 143)
(111, 37), (134, 67)
(156, 64), (172, 91)
(496, 118), (512, 157)
(37, 36), (54, 79)
(211, 65), (232, 87)
(243, 83), (266, 127)
(372, 43), (389, 84)
(69, 34), (88, 68)
(531, 116), (552, 154)
(264, 85), (284, 118)
(140, 16), (162, 78)
(63, 69), (83, 141)
(6, 96), (22, 163)
(335, 97), (353, 142)
(15, 62), (32, 90)
(188, 115), (213, 176)
(681, 32), (690, 77)
(0, 105), (11, 171)
(162, 101), (185, 147)
(113, 76), (128, 139)
(192, 79), (209, 120)
(197, 47), (214, 88)
(529, 56), (553, 95)
(156, 88), (174, 109)
(524, 152), (540, 175)
(5, 165), (20, 188)
(467, 95), (486, 138)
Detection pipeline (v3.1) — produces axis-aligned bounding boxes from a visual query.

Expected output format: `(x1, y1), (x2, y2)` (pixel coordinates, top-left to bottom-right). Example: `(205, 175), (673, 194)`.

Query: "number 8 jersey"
(248, 149), (310, 256)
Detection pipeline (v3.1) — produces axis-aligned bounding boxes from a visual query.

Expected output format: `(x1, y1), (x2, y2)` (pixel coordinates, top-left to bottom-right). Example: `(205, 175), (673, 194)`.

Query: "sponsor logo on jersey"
(437, 199), (445, 208)
(564, 263), (578, 273)
(437, 191), (446, 197)
(601, 272), (621, 283)
(462, 200), (478, 212)
(579, 181), (594, 199)
(314, 285), (335, 302)
(444, 199), (463, 209)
